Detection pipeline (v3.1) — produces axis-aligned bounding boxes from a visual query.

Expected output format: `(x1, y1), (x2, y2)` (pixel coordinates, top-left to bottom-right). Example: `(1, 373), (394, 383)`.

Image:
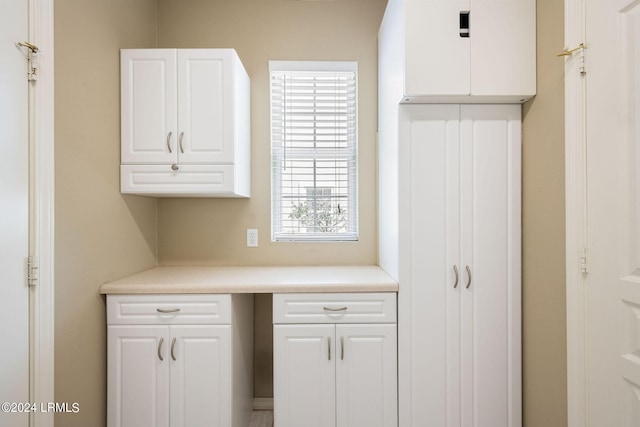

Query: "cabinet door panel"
(405, 1), (471, 96)
(460, 105), (521, 427)
(274, 325), (335, 427)
(107, 326), (170, 427)
(170, 325), (231, 427)
(121, 49), (177, 165)
(178, 49), (233, 164)
(471, 0), (536, 97)
(335, 324), (397, 427)
(399, 105), (461, 427)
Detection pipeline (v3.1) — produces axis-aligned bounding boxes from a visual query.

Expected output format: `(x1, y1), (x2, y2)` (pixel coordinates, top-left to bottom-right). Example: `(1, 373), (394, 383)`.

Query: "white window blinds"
(270, 61), (358, 242)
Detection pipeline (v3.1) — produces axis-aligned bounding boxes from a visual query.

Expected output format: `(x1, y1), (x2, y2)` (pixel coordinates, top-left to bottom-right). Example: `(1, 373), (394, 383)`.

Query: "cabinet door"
(274, 325), (335, 427)
(107, 326), (170, 427)
(335, 324), (397, 427)
(460, 105), (521, 427)
(404, 1), (471, 97)
(399, 104), (461, 427)
(121, 49), (177, 165)
(471, 0), (536, 97)
(170, 325), (231, 427)
(177, 49), (234, 164)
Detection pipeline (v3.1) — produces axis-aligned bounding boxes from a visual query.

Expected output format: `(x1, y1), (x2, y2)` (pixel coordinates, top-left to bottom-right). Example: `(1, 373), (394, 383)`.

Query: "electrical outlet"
(247, 229), (258, 247)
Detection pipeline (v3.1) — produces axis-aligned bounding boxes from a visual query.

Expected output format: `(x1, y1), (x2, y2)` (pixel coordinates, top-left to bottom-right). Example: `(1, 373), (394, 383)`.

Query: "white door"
(170, 325), (231, 427)
(578, 0), (640, 425)
(404, 1), (470, 96)
(335, 324), (397, 427)
(120, 49), (177, 165)
(460, 105), (521, 427)
(107, 326), (170, 427)
(177, 49), (233, 164)
(0, 1), (29, 426)
(273, 324), (335, 427)
(470, 0), (536, 97)
(399, 104), (461, 427)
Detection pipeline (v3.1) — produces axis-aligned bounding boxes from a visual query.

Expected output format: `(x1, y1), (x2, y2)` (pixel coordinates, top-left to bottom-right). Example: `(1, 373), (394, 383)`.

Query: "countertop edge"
(99, 266), (399, 295)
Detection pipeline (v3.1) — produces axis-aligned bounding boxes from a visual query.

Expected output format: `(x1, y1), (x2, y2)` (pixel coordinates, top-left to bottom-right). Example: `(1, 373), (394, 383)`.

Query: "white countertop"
(99, 265), (398, 294)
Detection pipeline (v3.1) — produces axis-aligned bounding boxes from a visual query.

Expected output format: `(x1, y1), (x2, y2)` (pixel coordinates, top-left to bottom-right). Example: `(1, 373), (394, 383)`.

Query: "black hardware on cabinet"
(460, 11), (470, 38)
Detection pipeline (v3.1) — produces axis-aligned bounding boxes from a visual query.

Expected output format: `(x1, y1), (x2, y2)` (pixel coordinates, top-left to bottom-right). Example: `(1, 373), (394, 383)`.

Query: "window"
(270, 61), (358, 242)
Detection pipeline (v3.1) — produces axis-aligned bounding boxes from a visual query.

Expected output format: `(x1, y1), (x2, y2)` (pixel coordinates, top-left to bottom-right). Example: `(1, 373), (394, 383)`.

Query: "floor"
(249, 411), (274, 427)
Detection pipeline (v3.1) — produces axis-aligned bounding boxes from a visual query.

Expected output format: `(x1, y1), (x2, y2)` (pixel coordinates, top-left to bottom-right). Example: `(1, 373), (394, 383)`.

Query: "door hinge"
(17, 41), (39, 81)
(27, 256), (39, 286)
(579, 247), (588, 275)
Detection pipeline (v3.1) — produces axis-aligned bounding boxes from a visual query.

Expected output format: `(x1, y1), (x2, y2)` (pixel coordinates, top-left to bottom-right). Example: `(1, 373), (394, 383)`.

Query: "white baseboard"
(253, 397), (274, 411)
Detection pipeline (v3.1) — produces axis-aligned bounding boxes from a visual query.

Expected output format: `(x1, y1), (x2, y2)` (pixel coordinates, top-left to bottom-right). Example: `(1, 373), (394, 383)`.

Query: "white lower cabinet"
(273, 293), (398, 427)
(107, 294), (253, 427)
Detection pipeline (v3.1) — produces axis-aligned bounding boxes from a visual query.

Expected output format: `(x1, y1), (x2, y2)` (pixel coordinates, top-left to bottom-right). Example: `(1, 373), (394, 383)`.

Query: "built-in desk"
(100, 266), (398, 427)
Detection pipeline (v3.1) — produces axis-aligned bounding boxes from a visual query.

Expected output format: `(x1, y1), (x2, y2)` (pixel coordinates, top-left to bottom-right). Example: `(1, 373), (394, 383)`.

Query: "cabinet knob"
(171, 164), (179, 171)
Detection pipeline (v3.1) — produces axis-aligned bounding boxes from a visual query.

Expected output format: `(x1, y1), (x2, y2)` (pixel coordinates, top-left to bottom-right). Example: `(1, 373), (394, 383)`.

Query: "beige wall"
(54, 0), (158, 425)
(522, 0), (567, 425)
(155, 0), (384, 267)
(156, 0), (387, 397)
(53, 0), (568, 424)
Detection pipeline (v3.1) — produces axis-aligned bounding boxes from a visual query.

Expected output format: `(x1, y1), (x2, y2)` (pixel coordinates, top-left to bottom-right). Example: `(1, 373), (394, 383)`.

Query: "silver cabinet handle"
(340, 336), (344, 361)
(466, 265), (472, 289)
(323, 306), (348, 312)
(166, 131), (173, 153)
(157, 308), (181, 314)
(179, 132), (184, 153)
(453, 265), (459, 288)
(158, 337), (164, 361)
(170, 337), (177, 361)
(328, 337), (331, 361)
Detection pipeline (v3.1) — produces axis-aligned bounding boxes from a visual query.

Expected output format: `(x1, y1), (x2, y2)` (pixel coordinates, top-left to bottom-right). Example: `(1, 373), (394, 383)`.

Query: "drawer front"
(273, 293), (396, 324)
(107, 294), (231, 325)
(120, 164), (236, 196)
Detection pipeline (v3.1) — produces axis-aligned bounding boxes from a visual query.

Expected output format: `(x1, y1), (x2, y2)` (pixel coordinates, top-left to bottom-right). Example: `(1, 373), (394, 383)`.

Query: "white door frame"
(28, 0), (55, 426)
(564, 0), (587, 425)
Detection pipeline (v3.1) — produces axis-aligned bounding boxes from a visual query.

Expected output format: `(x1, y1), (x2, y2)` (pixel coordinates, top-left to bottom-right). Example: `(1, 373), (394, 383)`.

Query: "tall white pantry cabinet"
(379, 0), (530, 426)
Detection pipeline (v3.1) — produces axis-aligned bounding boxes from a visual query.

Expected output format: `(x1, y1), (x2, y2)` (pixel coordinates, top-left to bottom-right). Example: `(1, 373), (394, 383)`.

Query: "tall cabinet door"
(121, 49), (177, 165)
(404, 1), (471, 97)
(177, 49), (234, 165)
(274, 325), (336, 427)
(169, 325), (232, 427)
(335, 324), (398, 427)
(399, 104), (462, 427)
(460, 105), (522, 427)
(107, 326), (170, 427)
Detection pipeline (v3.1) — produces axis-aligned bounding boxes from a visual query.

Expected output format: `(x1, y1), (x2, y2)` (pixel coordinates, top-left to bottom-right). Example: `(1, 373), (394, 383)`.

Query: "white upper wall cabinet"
(120, 48), (250, 197)
(379, 0), (536, 103)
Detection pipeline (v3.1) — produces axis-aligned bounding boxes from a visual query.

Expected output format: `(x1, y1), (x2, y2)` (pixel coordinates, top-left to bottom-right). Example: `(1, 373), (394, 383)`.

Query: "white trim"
(253, 397), (274, 411)
(28, 0), (54, 426)
(269, 60), (357, 72)
(564, 0), (587, 425)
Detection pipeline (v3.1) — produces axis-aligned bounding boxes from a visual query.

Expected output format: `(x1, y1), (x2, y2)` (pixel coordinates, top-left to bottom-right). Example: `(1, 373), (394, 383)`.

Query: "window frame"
(269, 60), (359, 242)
